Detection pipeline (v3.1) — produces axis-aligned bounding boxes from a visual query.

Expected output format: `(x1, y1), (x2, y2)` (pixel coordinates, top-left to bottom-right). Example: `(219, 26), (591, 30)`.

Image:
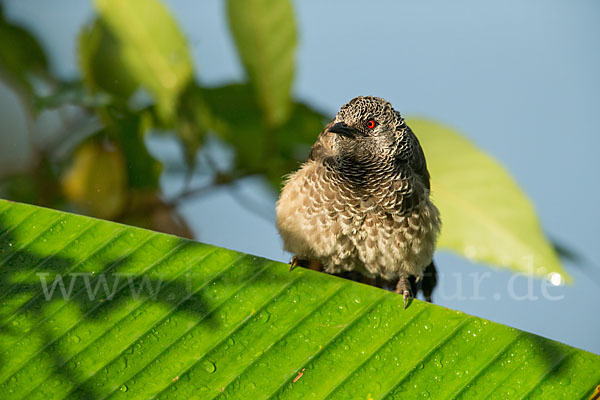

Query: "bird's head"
(327, 96), (407, 162)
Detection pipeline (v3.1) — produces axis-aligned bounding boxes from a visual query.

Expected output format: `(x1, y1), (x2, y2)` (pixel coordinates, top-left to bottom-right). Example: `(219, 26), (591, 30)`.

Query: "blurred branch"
(551, 239), (585, 265)
(551, 238), (600, 286)
(166, 173), (275, 224)
(168, 180), (224, 206)
(169, 147), (275, 222)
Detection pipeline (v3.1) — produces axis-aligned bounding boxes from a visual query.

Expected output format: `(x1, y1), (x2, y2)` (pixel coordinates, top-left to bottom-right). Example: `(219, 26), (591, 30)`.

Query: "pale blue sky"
(1, 0), (599, 354)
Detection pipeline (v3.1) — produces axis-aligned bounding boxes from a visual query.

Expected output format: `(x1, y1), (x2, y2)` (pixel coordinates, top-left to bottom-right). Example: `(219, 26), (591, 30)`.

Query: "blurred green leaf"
(200, 84), (327, 186)
(79, 19), (204, 170)
(78, 19), (139, 100)
(267, 101), (328, 187)
(0, 7), (47, 96)
(201, 84), (265, 173)
(175, 84), (211, 168)
(410, 118), (569, 281)
(106, 110), (162, 190)
(226, 0), (297, 128)
(93, 0), (193, 120)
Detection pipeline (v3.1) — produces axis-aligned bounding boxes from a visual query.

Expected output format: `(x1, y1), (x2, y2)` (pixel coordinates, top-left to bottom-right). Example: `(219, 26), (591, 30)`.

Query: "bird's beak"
(328, 122), (359, 138)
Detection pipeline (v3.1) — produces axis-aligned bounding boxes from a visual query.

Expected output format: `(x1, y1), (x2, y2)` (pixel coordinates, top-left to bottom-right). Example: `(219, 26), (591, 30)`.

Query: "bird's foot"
(289, 256), (301, 272)
(395, 275), (413, 309)
(289, 256), (315, 272)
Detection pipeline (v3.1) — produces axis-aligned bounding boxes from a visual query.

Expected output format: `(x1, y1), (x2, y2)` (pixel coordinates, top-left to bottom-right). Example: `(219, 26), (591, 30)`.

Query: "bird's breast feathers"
(276, 161), (440, 280)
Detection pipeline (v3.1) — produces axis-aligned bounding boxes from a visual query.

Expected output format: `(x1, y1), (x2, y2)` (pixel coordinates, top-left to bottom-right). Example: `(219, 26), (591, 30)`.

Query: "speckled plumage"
(276, 96), (441, 299)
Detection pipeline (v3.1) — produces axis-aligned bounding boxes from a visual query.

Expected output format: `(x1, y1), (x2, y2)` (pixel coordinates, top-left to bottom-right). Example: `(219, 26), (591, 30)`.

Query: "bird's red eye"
(366, 119), (376, 129)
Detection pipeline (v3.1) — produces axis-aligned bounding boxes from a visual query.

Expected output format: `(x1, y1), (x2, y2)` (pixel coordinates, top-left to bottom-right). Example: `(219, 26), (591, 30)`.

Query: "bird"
(276, 96), (441, 308)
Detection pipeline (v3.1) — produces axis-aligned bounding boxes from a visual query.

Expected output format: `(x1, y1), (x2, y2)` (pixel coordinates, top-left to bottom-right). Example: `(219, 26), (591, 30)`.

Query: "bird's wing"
(405, 125), (431, 190)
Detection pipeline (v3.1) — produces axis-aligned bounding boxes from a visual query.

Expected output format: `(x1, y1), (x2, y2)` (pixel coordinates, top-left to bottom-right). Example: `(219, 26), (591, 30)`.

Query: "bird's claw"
(289, 256), (300, 272)
(396, 275), (413, 309)
(403, 290), (411, 309)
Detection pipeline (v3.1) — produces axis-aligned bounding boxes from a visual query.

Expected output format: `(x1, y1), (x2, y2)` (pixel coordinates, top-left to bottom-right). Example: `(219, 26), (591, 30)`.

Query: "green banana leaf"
(0, 199), (597, 399)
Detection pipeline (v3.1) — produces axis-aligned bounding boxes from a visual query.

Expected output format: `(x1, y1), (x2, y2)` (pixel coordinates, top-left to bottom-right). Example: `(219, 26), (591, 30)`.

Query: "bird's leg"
(307, 260), (322, 271)
(395, 273), (413, 309)
(359, 274), (378, 287)
(420, 261), (438, 303)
